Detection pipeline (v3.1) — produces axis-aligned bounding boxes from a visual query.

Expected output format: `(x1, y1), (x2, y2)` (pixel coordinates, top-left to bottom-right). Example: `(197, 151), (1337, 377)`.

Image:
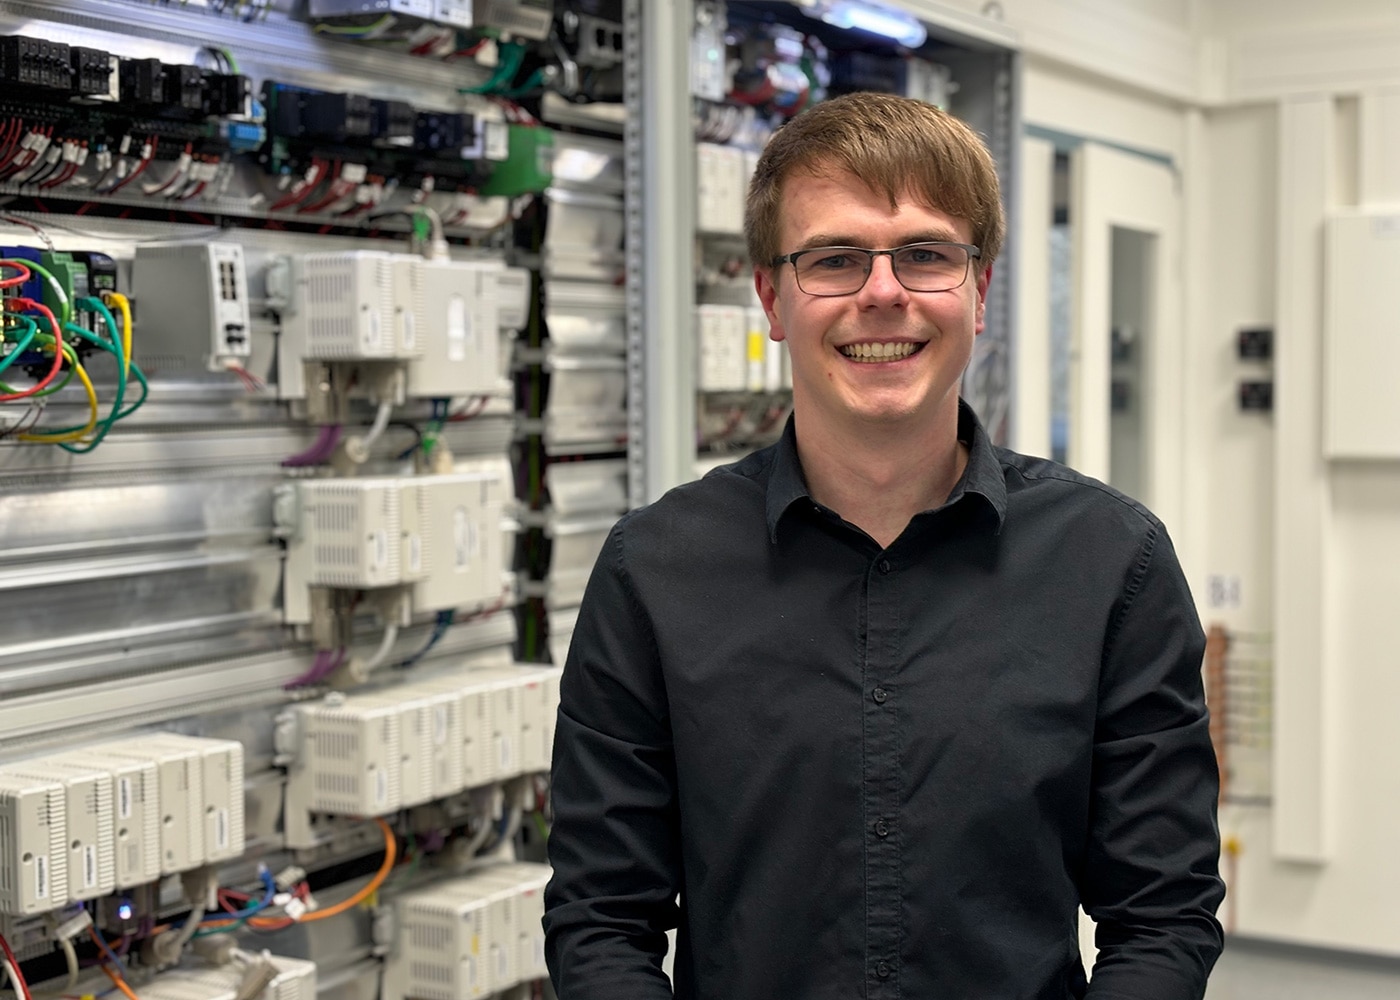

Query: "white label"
(35, 854), (48, 900)
(464, 955), (477, 990)
(365, 307), (383, 353)
(452, 506), (475, 571)
(215, 808), (230, 852)
(409, 533), (422, 575)
(485, 122), (509, 161)
(499, 735), (514, 772)
(118, 776), (132, 820)
(83, 844), (97, 889)
(401, 309), (416, 351)
(447, 294), (468, 362)
(494, 944), (508, 982)
(1372, 215), (1400, 238)
(433, 705), (448, 745)
(375, 768), (388, 808)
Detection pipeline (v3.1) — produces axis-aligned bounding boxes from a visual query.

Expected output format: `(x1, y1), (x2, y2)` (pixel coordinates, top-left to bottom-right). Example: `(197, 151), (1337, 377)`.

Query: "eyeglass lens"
(793, 243), (972, 295)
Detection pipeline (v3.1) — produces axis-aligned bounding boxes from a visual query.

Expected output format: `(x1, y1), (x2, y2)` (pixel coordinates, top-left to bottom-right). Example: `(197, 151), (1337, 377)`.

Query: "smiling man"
(544, 92), (1224, 1000)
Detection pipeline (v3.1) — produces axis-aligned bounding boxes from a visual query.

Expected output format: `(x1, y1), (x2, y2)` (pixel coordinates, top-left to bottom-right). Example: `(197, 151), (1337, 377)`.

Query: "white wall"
(961, 0), (1400, 961)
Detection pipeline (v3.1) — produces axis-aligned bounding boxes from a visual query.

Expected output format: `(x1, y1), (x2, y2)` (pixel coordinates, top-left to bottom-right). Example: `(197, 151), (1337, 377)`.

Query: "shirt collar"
(766, 399), (1008, 543)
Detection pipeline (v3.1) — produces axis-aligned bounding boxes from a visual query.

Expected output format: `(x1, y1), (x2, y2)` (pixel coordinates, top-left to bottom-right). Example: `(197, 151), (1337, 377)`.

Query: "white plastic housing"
(697, 304), (747, 392)
(100, 739), (205, 875)
(139, 953), (316, 1000)
(0, 761), (114, 901)
(409, 469), (508, 615)
(291, 478), (404, 589)
(290, 698), (403, 817)
(0, 772), (68, 915)
(405, 259), (501, 399)
(384, 882), (492, 1000)
(280, 251), (400, 361)
(48, 750), (160, 891)
(518, 665), (564, 775)
(140, 735), (245, 864)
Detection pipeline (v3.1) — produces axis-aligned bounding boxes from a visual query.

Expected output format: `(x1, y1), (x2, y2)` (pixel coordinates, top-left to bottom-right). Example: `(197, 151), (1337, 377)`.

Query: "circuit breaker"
(130, 242), (252, 371)
(0, 772), (68, 915)
(0, 760), (114, 902)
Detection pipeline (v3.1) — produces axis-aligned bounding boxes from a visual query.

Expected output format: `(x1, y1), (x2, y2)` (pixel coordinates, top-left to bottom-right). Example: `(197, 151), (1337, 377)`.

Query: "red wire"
(0, 300), (65, 402)
(0, 118), (20, 169)
(298, 178), (354, 215)
(0, 261), (31, 289)
(271, 157), (329, 211)
(0, 930), (33, 1000)
(108, 135), (158, 194)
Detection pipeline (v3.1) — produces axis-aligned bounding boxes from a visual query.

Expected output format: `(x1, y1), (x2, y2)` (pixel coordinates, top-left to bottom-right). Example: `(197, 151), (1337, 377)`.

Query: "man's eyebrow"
(792, 229), (965, 251)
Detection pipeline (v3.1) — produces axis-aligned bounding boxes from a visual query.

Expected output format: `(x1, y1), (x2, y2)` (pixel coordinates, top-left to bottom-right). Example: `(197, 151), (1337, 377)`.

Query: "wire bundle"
(1, 258), (148, 451)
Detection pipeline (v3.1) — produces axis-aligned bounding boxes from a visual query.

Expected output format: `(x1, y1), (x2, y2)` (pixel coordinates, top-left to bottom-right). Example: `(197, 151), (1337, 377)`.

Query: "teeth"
(840, 342), (918, 362)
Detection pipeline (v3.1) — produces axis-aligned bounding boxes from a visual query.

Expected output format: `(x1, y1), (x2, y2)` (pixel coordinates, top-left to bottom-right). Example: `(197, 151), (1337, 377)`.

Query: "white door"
(1070, 143), (1182, 527)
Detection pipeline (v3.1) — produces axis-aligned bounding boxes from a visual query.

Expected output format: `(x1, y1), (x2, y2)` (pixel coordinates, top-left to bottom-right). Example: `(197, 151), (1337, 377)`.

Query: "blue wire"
(207, 866), (277, 922)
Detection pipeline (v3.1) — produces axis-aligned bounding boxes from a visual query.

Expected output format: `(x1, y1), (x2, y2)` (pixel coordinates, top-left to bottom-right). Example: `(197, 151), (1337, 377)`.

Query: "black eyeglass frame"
(770, 241), (983, 296)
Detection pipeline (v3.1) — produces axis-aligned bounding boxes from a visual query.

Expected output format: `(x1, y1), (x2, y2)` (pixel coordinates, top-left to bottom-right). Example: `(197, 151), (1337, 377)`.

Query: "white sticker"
(499, 735), (514, 772)
(485, 122), (509, 161)
(35, 854), (48, 900)
(215, 808), (229, 852)
(375, 768), (388, 808)
(83, 844), (97, 889)
(447, 295), (468, 362)
(452, 507), (474, 571)
(118, 776), (132, 820)
(1206, 574), (1242, 610)
(365, 307), (383, 353)
(401, 309), (416, 351)
(464, 955), (477, 989)
(409, 533), (422, 575)
(494, 944), (508, 982)
(433, 705), (448, 745)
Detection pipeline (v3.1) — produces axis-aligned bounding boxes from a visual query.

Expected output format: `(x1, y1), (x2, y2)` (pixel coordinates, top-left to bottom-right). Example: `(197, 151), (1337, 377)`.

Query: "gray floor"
(1206, 937), (1400, 1000)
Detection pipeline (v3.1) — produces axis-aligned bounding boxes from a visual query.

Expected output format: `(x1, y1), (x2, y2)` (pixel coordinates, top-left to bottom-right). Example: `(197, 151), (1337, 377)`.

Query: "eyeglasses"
(771, 241), (981, 296)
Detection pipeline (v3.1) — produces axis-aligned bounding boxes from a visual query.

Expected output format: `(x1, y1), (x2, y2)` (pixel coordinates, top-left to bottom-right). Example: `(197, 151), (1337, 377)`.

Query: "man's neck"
(796, 404), (969, 550)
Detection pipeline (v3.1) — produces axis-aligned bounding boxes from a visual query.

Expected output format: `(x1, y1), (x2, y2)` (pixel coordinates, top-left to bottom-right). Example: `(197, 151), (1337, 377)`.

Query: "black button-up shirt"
(545, 403), (1224, 1000)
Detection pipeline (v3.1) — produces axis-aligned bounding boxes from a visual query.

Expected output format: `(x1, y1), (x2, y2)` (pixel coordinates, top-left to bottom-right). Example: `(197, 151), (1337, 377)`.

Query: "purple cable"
(284, 647), (345, 690)
(281, 424), (343, 467)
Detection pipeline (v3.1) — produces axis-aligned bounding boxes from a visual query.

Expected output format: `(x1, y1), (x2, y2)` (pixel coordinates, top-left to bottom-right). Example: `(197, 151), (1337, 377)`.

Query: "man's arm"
(1082, 524), (1226, 1000)
(544, 518), (680, 998)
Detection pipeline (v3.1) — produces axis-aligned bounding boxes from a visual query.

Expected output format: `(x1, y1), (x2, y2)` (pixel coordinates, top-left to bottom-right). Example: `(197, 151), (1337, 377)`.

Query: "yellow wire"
(102, 291), (133, 380)
(17, 345), (98, 443)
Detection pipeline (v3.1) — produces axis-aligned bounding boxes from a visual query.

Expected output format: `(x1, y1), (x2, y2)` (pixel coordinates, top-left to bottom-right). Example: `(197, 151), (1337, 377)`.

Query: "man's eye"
(812, 253), (861, 270)
(905, 248), (949, 264)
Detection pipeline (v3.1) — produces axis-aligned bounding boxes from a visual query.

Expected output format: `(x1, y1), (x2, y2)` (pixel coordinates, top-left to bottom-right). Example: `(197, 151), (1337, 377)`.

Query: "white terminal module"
(130, 241), (252, 372)
(406, 469), (508, 615)
(406, 260), (501, 399)
(0, 760), (114, 902)
(469, 862), (552, 986)
(517, 665), (564, 775)
(139, 953), (317, 1000)
(139, 735), (245, 864)
(421, 666), (523, 788)
(289, 477), (404, 590)
(390, 253), (426, 360)
(356, 683), (464, 807)
(383, 880), (492, 1000)
(272, 250), (413, 368)
(290, 695), (404, 818)
(48, 750), (160, 891)
(98, 738), (205, 875)
(0, 771), (68, 915)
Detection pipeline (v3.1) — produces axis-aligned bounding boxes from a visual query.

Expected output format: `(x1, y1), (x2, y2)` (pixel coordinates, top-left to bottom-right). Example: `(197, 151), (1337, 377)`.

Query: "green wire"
(530, 811), (550, 841)
(313, 14), (394, 36)
(220, 47), (241, 74)
(193, 917), (248, 939)
(47, 296), (145, 453)
(459, 42), (525, 95)
(0, 257), (73, 326)
(0, 314), (38, 379)
(0, 331), (74, 395)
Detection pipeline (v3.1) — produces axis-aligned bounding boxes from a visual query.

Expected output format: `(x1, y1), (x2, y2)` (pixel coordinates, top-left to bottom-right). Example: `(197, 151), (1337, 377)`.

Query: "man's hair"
(745, 91), (1006, 272)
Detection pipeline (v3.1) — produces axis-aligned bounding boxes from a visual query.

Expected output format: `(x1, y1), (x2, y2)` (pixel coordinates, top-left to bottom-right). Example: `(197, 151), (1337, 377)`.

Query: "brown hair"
(745, 91), (1005, 270)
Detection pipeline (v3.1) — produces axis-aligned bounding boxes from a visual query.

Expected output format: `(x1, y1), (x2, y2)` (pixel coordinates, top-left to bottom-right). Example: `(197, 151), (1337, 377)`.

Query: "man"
(544, 92), (1224, 999)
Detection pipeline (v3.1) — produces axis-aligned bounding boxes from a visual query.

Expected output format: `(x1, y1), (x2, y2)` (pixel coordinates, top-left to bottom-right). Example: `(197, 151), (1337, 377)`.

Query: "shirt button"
(876, 961), (890, 979)
(872, 687), (888, 704)
(874, 819), (889, 837)
(877, 559), (891, 574)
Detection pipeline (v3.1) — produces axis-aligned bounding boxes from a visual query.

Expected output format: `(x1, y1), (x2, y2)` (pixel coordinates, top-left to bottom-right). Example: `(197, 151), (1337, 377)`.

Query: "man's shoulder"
(992, 445), (1163, 535)
(616, 447), (774, 539)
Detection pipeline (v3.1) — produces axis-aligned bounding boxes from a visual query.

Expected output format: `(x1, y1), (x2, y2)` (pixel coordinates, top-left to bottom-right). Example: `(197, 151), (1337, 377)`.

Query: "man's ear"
(974, 264), (992, 335)
(755, 266), (786, 342)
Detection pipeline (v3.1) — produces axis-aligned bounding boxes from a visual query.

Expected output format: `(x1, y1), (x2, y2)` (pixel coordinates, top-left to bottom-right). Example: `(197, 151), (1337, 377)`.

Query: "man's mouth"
(838, 342), (924, 363)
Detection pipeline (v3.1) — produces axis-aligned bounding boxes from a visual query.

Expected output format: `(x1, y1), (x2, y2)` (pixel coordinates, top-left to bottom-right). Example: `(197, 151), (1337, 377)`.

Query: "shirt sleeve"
(1082, 524), (1226, 1000)
(543, 517), (681, 999)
